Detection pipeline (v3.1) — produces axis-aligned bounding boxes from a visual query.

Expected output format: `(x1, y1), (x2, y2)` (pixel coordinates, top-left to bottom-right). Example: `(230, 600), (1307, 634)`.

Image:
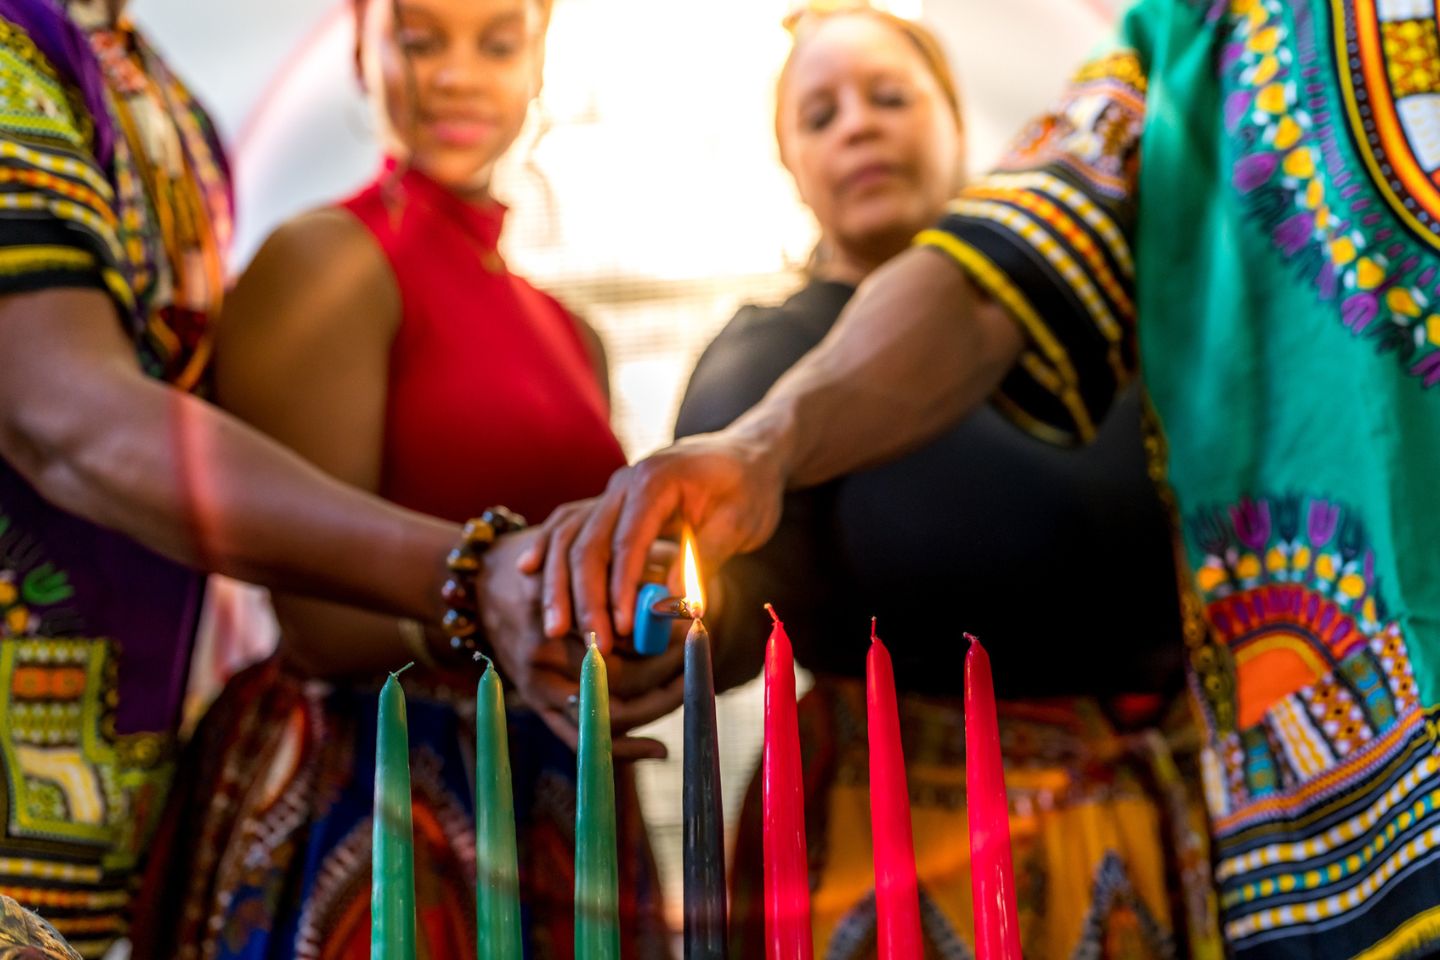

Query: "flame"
(683, 534), (705, 620)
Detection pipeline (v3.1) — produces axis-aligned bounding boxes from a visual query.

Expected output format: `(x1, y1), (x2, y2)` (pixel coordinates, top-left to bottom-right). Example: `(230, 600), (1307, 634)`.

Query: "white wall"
(132, 0), (1122, 272)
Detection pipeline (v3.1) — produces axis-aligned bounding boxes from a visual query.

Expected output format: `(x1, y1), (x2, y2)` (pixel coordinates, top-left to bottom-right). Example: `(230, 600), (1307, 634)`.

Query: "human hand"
(518, 432), (784, 652)
(602, 646), (686, 734)
(478, 529), (668, 760)
(516, 520), (686, 728)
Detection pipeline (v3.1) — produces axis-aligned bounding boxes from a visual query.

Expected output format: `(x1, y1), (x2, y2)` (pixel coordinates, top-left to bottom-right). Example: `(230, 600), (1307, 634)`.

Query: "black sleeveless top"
(675, 280), (1184, 700)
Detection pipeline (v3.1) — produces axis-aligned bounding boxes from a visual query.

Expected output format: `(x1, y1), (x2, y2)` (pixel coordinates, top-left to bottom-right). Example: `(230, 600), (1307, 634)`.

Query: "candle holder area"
(370, 543), (1020, 960)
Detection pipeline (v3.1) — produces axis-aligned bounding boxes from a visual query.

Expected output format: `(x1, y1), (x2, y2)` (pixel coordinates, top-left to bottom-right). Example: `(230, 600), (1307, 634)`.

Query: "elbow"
(0, 369), (147, 522)
(0, 287), (177, 527)
(0, 391), (87, 496)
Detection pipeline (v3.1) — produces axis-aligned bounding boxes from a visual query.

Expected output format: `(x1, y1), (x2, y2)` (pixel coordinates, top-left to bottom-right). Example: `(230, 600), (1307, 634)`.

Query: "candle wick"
(586, 631), (600, 651)
(391, 661), (416, 679)
(871, 616), (879, 643)
(474, 650), (493, 669)
(765, 602), (780, 624)
(964, 632), (980, 646)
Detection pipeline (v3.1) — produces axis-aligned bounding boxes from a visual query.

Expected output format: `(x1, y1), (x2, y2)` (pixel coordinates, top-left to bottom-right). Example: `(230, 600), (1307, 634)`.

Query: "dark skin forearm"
(534, 245), (1027, 649)
(269, 596), (430, 679)
(730, 245), (1025, 490)
(0, 288), (455, 624)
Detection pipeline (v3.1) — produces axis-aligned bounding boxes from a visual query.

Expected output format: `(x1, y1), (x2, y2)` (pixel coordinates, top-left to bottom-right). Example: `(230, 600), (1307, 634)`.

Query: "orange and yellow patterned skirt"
(728, 679), (1223, 959)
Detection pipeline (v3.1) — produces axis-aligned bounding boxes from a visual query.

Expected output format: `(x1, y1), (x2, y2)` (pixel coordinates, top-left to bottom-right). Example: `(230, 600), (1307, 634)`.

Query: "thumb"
(516, 537), (544, 573)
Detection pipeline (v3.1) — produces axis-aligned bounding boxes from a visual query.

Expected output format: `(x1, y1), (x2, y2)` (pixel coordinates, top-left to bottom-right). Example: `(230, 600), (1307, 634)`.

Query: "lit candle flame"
(683, 534), (705, 620)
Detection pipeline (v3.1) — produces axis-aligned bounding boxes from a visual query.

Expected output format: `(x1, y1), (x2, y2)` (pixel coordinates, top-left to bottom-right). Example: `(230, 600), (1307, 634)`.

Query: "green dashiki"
(921, 0), (1440, 957)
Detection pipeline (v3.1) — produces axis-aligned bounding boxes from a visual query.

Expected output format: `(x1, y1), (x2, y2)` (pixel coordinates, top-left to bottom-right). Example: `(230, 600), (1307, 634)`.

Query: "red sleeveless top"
(341, 164), (625, 524)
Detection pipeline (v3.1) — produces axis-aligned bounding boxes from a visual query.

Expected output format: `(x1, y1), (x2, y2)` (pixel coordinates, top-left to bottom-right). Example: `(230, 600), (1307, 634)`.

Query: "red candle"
(964, 633), (1020, 960)
(762, 604), (813, 960)
(867, 619), (922, 960)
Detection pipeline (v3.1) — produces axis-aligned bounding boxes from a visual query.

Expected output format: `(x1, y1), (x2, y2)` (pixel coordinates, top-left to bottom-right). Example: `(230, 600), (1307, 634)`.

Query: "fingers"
(534, 705), (580, 753)
(609, 466), (683, 638)
(524, 664), (579, 709)
(612, 735), (669, 762)
(568, 489), (627, 653)
(608, 674), (685, 732)
(540, 717), (666, 761)
(536, 710), (667, 761)
(516, 532), (545, 574)
(530, 674), (669, 761)
(521, 633), (582, 680)
(644, 539), (679, 579)
(519, 498), (597, 568)
(539, 507), (588, 638)
(605, 638), (685, 699)
(517, 663), (583, 753)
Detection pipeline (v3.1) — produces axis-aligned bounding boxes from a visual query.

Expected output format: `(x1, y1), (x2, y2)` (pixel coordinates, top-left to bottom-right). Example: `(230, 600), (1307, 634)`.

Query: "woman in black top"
(679, 285), (1182, 700)
(677, 7), (1219, 958)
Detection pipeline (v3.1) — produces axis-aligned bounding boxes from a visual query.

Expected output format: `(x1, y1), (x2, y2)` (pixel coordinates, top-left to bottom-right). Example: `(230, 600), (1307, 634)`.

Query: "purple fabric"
(0, 6), (205, 739)
(0, 0), (114, 167)
(0, 466), (201, 736)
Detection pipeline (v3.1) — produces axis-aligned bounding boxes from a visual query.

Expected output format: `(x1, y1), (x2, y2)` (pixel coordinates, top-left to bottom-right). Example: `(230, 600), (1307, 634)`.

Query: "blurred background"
(130, 0), (1119, 931)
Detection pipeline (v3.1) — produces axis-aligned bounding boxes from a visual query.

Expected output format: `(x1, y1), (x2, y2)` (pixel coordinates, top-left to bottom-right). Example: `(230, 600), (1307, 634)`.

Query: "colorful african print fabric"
(130, 656), (673, 960)
(920, 0), (1440, 956)
(727, 682), (1220, 960)
(0, 2), (230, 955)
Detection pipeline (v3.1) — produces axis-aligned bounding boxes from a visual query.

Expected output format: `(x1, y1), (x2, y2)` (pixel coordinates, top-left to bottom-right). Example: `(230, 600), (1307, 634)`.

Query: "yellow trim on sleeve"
(0, 244), (95, 275)
(915, 227), (1096, 441)
(991, 393), (1081, 447)
(1352, 905), (1440, 960)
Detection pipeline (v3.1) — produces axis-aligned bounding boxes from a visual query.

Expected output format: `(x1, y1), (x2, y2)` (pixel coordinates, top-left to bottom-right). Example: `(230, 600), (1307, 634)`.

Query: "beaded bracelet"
(441, 506), (527, 654)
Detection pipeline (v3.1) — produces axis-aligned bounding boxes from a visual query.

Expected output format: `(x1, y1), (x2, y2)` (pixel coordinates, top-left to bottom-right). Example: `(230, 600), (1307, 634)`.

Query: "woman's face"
(360, 0), (544, 195)
(778, 15), (964, 265)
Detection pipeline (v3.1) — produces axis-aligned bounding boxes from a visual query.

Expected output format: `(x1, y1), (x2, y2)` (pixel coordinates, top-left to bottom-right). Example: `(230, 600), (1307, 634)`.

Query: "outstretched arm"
(526, 247), (1023, 650)
(0, 285), (457, 624)
(535, 36), (1152, 651)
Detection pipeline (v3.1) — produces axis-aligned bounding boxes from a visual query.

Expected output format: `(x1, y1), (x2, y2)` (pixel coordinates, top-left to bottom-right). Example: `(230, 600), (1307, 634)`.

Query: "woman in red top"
(133, 0), (678, 955)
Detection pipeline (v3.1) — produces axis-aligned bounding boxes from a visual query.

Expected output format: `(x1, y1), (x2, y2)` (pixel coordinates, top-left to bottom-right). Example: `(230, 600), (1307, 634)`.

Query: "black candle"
(683, 616), (727, 959)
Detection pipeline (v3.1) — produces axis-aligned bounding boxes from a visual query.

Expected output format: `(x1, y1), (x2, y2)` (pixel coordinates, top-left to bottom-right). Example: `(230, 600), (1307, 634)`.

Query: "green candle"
(574, 641), (619, 960)
(372, 664), (416, 960)
(475, 658), (521, 959)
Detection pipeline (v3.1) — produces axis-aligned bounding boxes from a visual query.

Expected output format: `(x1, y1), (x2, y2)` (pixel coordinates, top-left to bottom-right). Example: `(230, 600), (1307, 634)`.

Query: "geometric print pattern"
(1380, 18), (1440, 98)
(0, 12), (229, 391)
(0, 633), (171, 957)
(823, 888), (975, 960)
(1184, 493), (1440, 956)
(917, 49), (1145, 445)
(919, 3), (1440, 953)
(1224, 0), (1440, 386)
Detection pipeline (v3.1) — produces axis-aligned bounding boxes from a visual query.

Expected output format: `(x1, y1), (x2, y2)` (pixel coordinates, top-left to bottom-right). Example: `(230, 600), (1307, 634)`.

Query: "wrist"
(439, 507), (526, 657)
(727, 401), (799, 492)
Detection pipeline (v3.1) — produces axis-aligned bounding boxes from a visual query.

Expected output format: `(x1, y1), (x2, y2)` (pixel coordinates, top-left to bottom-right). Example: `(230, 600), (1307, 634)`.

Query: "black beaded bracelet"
(442, 506), (527, 653)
